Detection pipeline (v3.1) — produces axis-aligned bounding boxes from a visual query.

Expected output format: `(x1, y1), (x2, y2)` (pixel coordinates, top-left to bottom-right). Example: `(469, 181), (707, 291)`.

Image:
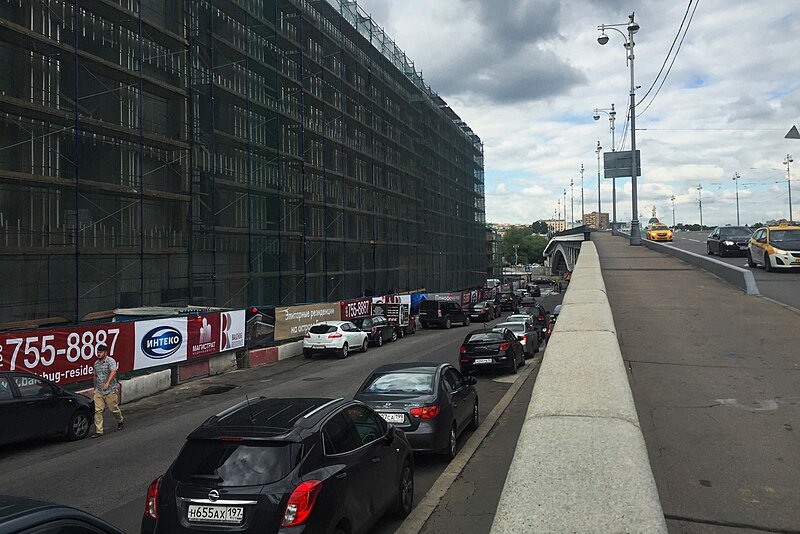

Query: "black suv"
(352, 314), (397, 346)
(142, 397), (414, 534)
(418, 300), (470, 329)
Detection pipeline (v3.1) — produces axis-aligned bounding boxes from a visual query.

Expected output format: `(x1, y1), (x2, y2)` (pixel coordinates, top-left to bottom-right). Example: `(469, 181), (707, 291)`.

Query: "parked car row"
(303, 313), (417, 359)
(141, 359), (479, 533)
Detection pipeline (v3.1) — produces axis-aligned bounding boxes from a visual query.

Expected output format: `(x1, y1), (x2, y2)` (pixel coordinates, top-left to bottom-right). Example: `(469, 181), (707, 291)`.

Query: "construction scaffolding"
(0, 0), (485, 325)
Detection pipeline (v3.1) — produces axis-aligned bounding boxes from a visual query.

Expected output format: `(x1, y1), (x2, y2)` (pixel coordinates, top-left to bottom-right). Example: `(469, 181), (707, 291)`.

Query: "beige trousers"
(93, 391), (123, 435)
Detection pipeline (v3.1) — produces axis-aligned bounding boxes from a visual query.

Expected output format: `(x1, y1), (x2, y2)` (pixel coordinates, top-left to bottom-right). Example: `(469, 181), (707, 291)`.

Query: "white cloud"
(355, 0), (800, 226)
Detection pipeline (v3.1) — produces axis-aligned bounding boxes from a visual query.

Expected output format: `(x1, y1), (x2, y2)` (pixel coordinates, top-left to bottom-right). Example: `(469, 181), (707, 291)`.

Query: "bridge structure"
(543, 225), (591, 274)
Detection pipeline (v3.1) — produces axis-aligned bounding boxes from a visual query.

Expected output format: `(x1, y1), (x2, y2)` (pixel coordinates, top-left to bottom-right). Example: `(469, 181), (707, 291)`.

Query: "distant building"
(583, 212), (610, 230)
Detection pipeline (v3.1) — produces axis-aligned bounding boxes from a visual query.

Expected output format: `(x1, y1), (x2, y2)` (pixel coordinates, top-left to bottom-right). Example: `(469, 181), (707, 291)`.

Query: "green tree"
(501, 226), (549, 264)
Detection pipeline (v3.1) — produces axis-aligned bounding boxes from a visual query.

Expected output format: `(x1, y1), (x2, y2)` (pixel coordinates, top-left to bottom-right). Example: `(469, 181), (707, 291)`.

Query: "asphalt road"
(0, 309), (548, 534)
(665, 231), (800, 310)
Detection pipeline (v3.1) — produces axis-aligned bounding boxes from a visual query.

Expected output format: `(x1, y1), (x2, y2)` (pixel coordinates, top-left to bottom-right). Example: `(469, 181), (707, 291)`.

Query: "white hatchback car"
(303, 320), (369, 359)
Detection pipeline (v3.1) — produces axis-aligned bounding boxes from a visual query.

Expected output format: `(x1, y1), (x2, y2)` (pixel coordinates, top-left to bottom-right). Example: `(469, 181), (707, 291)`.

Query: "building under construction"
(0, 0), (485, 324)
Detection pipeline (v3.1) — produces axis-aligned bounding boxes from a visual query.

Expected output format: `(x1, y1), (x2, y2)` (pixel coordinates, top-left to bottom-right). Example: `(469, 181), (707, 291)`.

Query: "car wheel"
(66, 410), (91, 440)
(375, 332), (383, 347)
(764, 253), (774, 272)
(464, 316), (470, 326)
(444, 317), (451, 329)
(392, 460), (414, 518)
(390, 329), (398, 342)
(361, 338), (369, 353)
(411, 323), (416, 334)
(718, 248), (726, 258)
(468, 401), (479, 431)
(443, 423), (458, 461)
(508, 354), (518, 375)
(397, 327), (405, 339)
(707, 244), (714, 255)
(747, 250), (757, 267)
(337, 343), (349, 359)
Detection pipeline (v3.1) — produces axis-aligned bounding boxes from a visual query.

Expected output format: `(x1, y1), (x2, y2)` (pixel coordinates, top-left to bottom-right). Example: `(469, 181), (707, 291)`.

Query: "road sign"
(786, 125), (800, 139)
(604, 150), (641, 179)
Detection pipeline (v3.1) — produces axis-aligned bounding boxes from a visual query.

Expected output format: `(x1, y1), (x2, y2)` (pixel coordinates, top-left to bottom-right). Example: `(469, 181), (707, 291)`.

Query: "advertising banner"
(274, 303), (341, 340)
(340, 298), (372, 321)
(134, 317), (188, 371)
(220, 310), (246, 351)
(0, 323), (135, 385)
(188, 313), (221, 359)
(410, 293), (428, 314)
(427, 292), (462, 302)
(245, 307), (275, 348)
(371, 294), (411, 326)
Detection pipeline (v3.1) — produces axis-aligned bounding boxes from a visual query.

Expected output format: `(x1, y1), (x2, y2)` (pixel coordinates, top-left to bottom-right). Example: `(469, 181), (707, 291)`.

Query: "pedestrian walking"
(92, 344), (124, 438)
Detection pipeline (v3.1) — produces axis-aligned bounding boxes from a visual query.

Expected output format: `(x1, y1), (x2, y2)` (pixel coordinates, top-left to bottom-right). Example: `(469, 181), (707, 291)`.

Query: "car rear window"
(497, 323), (525, 332)
(172, 441), (298, 486)
(467, 332), (503, 343)
(361, 372), (435, 395)
(351, 318), (370, 328)
(309, 324), (337, 334)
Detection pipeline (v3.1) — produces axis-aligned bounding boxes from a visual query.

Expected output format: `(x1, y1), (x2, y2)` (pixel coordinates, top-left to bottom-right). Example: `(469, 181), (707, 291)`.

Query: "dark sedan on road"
(459, 329), (524, 376)
(707, 225), (753, 257)
(352, 314), (397, 346)
(0, 371), (94, 446)
(495, 292), (519, 312)
(0, 495), (125, 534)
(355, 363), (478, 461)
(467, 300), (497, 322)
(142, 397), (414, 534)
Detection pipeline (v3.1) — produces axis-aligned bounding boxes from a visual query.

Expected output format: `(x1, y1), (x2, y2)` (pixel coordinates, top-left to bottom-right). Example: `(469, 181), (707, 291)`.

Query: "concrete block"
(249, 347), (279, 367)
(531, 331), (639, 425)
(491, 417), (667, 534)
(554, 300), (616, 333)
(119, 369), (171, 404)
(278, 340), (304, 361)
(209, 351), (237, 376)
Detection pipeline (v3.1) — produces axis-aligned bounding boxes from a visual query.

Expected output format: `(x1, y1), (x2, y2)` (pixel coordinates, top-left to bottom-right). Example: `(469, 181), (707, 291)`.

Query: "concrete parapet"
(278, 340), (304, 360)
(491, 240), (667, 534)
(209, 351), (237, 376)
(119, 369), (171, 404)
(641, 239), (759, 295)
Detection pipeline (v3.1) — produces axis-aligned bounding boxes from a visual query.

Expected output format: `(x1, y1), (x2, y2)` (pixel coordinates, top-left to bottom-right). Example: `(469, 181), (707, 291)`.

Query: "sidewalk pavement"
(412, 234), (799, 534)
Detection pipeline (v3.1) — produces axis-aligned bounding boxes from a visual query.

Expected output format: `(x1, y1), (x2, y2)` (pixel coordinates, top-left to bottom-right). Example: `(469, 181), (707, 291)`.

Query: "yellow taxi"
(645, 223), (673, 242)
(747, 223), (800, 271)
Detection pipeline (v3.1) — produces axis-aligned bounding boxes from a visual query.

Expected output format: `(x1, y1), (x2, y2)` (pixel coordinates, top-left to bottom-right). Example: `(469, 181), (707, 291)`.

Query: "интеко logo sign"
(141, 327), (183, 359)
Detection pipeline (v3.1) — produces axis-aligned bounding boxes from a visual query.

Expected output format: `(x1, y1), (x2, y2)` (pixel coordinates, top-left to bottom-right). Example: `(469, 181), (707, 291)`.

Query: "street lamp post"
(670, 195), (676, 228)
(697, 184), (703, 229)
(598, 13), (641, 245)
(732, 172), (741, 225)
(784, 154), (794, 222)
(563, 189), (567, 228)
(570, 178), (574, 229)
(594, 104), (616, 232)
(596, 141), (602, 229)
(579, 164), (585, 225)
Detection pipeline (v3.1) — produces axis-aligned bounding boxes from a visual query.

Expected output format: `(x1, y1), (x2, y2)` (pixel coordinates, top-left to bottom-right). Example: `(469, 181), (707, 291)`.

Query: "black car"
(0, 371), (94, 446)
(707, 225), (753, 257)
(0, 495), (125, 534)
(546, 304), (562, 340)
(418, 300), (470, 329)
(459, 329), (524, 376)
(494, 322), (539, 358)
(494, 292), (518, 312)
(355, 363), (478, 460)
(467, 301), (497, 322)
(526, 284), (541, 297)
(352, 314), (397, 346)
(142, 397), (414, 534)
(518, 303), (549, 341)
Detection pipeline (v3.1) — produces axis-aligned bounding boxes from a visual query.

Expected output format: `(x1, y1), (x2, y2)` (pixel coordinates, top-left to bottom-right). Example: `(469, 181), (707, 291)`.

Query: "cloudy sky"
(354, 0), (800, 227)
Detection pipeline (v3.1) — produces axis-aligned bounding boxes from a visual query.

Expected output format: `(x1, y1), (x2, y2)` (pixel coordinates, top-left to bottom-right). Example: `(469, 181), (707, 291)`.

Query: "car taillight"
(410, 405), (440, 418)
(371, 327), (377, 334)
(499, 343), (510, 350)
(460, 358), (470, 363)
(282, 480), (323, 527)
(521, 335), (527, 341)
(328, 332), (342, 338)
(459, 345), (467, 353)
(144, 475), (162, 520)
(538, 315), (544, 320)
(304, 332), (311, 338)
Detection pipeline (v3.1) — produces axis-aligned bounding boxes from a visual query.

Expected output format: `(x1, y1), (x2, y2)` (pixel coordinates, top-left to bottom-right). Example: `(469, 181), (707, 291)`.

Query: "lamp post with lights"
(670, 195), (676, 228)
(732, 172), (741, 225)
(598, 13), (641, 245)
(697, 184), (703, 229)
(593, 104), (616, 233)
(595, 141), (602, 229)
(785, 155), (794, 222)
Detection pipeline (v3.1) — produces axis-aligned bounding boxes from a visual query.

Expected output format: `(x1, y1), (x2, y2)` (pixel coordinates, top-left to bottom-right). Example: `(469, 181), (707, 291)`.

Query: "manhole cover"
(303, 377), (324, 382)
(200, 385), (237, 395)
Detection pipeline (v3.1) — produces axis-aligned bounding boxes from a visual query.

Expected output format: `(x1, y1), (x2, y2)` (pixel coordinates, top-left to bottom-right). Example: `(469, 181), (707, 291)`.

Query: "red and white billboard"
(340, 298), (372, 321)
(0, 323), (135, 385)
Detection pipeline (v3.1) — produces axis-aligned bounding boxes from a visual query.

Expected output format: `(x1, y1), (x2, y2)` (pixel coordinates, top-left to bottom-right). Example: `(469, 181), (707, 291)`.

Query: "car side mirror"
(465, 376), (477, 385)
(384, 424), (395, 443)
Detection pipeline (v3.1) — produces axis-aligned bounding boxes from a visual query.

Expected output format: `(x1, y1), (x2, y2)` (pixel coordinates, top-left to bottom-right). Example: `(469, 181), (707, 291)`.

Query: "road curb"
(393, 358), (539, 534)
